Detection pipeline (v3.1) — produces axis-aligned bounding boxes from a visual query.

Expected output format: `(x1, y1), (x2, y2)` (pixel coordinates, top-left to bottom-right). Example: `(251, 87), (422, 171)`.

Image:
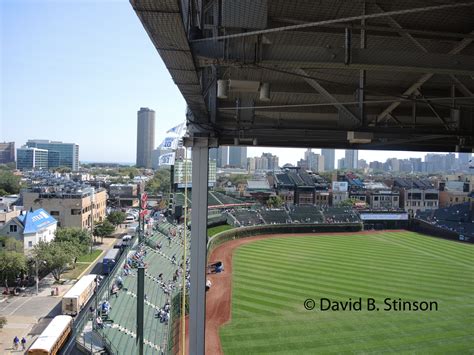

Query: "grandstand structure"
(74, 220), (187, 355)
(173, 190), (252, 209)
(417, 201), (474, 238)
(228, 206), (361, 227)
(130, 0), (474, 352)
(274, 168), (330, 205)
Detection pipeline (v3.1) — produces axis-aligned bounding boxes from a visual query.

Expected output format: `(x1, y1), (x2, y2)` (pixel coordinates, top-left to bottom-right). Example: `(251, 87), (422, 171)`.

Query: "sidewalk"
(0, 236), (118, 354)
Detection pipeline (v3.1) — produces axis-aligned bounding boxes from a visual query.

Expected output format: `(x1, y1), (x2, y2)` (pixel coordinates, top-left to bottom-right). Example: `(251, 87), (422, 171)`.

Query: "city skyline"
(1, 2), (472, 168)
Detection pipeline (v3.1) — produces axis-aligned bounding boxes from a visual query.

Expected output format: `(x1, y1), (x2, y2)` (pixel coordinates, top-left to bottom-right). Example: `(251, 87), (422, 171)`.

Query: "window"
(28, 241), (33, 248)
(71, 209), (82, 215)
(50, 211), (60, 216)
(10, 225), (17, 232)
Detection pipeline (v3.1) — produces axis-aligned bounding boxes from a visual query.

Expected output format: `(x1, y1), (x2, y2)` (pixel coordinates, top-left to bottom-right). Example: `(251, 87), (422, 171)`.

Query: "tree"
(0, 317), (6, 329)
(54, 228), (90, 255)
(0, 237), (23, 253)
(0, 171), (20, 195)
(0, 251), (27, 287)
(52, 166), (72, 174)
(34, 241), (73, 282)
(94, 221), (115, 243)
(146, 169), (171, 195)
(267, 195), (284, 208)
(107, 211), (126, 226)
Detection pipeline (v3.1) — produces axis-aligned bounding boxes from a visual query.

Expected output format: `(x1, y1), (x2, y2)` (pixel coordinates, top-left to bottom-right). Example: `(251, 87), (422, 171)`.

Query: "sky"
(0, 0), (455, 166)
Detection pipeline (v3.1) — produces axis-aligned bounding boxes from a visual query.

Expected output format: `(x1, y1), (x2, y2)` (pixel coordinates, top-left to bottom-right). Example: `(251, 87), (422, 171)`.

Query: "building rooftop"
(17, 208), (57, 234)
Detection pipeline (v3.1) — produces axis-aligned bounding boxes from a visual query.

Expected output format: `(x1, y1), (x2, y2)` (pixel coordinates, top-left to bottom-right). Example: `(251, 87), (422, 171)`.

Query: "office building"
(136, 107), (155, 168)
(22, 184), (107, 229)
(16, 147), (49, 170)
(345, 149), (359, 169)
(228, 146), (247, 168)
(458, 153), (472, 170)
(26, 140), (79, 170)
(0, 142), (15, 164)
(321, 149), (335, 171)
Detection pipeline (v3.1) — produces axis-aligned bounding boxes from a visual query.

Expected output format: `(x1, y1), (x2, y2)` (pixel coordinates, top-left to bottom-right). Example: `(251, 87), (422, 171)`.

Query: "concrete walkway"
(0, 235), (119, 354)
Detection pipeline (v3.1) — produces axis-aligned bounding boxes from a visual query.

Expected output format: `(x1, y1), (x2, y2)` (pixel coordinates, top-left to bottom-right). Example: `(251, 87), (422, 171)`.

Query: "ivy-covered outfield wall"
(207, 222), (363, 256)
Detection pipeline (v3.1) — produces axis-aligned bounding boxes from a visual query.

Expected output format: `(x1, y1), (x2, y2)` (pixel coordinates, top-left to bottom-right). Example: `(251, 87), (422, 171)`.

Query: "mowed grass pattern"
(220, 231), (474, 354)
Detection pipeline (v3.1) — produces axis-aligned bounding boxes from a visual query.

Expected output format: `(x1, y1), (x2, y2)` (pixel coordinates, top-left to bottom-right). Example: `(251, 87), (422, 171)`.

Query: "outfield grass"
(208, 224), (233, 237)
(220, 231), (474, 354)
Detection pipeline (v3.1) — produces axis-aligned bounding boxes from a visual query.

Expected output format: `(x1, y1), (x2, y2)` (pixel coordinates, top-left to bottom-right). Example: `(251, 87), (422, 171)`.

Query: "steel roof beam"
(450, 75), (474, 97)
(376, 36), (473, 122)
(293, 68), (360, 127)
(193, 42), (474, 76)
(270, 18), (474, 41)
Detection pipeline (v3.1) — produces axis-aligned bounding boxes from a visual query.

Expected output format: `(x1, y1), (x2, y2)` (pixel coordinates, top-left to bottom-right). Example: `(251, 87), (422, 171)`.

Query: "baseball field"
(212, 231), (473, 354)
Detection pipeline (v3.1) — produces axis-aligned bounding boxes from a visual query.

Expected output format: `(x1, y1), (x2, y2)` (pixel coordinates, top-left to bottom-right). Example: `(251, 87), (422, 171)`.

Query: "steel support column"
(359, 1), (366, 126)
(189, 141), (209, 355)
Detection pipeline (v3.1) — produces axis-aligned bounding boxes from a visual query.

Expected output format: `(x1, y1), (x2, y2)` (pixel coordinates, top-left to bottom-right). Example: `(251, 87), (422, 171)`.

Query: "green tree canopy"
(0, 237), (23, 253)
(0, 251), (27, 286)
(266, 195), (284, 208)
(107, 211), (126, 226)
(34, 241), (73, 282)
(0, 171), (20, 195)
(94, 220), (115, 243)
(54, 228), (90, 255)
(146, 169), (171, 195)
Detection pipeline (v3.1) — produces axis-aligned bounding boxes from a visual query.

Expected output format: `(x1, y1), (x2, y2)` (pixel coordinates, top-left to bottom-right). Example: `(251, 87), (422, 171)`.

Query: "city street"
(0, 235), (119, 353)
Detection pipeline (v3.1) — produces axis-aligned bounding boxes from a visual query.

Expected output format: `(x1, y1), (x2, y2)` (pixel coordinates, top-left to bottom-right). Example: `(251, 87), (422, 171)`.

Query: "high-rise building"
(458, 152), (472, 171)
(0, 142), (15, 164)
(321, 149), (335, 171)
(345, 149), (358, 169)
(261, 153), (279, 170)
(26, 140), (79, 170)
(337, 158), (346, 169)
(210, 146), (229, 168)
(16, 147), (49, 170)
(136, 107), (155, 168)
(228, 146), (247, 168)
(304, 149), (324, 172)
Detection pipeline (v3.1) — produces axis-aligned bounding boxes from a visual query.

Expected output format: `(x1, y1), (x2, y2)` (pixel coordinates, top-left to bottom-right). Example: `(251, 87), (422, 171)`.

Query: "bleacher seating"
(232, 210), (264, 226)
(323, 207), (360, 223)
(288, 206), (324, 223)
(259, 209), (290, 224)
(418, 202), (474, 237)
(100, 220), (189, 354)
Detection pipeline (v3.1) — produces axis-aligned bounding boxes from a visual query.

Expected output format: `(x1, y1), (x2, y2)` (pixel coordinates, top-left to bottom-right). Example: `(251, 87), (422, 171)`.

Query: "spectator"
(13, 336), (19, 350)
(96, 316), (104, 329)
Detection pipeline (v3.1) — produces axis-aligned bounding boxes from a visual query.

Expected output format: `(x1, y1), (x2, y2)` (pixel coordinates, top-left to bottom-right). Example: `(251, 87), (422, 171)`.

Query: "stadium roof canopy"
(131, 0), (474, 153)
